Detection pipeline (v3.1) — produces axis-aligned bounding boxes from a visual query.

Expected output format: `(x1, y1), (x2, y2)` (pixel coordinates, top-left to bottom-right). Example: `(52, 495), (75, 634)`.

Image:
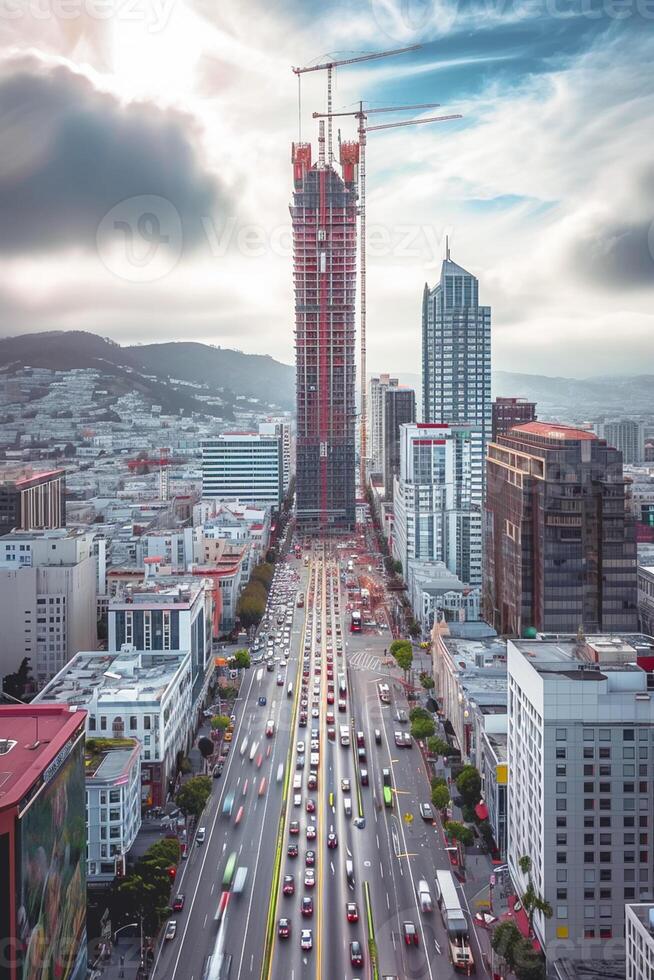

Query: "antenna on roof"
(445, 235), (451, 261)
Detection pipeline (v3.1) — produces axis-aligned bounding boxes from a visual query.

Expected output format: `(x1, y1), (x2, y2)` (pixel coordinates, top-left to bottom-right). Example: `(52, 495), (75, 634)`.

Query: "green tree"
(393, 559), (403, 576)
(3, 657), (32, 700)
(250, 562), (274, 591)
(220, 684), (239, 700)
(519, 855), (553, 934)
(237, 591), (266, 628)
(411, 716), (436, 740)
(420, 673), (435, 690)
(232, 649), (251, 670)
(394, 647), (413, 675)
(389, 639), (412, 659)
(456, 765), (482, 807)
(175, 776), (212, 819)
(408, 620), (421, 638)
(444, 820), (474, 846)
(491, 921), (523, 971)
(409, 706), (430, 723)
(432, 784), (451, 812)
(210, 714), (231, 731)
(427, 736), (451, 756)
(431, 775), (448, 790)
(514, 939), (546, 980)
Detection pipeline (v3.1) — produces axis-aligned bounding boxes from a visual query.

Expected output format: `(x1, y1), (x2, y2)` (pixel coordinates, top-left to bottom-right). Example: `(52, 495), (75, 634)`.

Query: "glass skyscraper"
(421, 251), (491, 455)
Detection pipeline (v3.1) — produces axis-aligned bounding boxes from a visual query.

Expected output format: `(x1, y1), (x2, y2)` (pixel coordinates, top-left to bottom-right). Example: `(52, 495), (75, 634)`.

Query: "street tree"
(519, 855), (553, 934)
(420, 674), (435, 691)
(175, 776), (212, 819)
(210, 715), (231, 731)
(455, 765), (482, 807)
(432, 784), (451, 812)
(491, 921), (522, 971)
(444, 821), (474, 846)
(427, 736), (451, 756)
(389, 639), (412, 660)
(411, 716), (436, 740)
(232, 649), (251, 670)
(394, 647), (413, 676)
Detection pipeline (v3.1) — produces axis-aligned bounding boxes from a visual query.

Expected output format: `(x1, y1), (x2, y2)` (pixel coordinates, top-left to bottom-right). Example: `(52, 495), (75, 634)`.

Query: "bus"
(350, 610), (361, 633)
(382, 768), (393, 808)
(434, 870), (474, 973)
(222, 851), (237, 889)
(378, 682), (391, 705)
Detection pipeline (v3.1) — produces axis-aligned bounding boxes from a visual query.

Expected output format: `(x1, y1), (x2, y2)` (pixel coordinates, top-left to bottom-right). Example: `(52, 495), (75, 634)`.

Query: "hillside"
(0, 331), (295, 415)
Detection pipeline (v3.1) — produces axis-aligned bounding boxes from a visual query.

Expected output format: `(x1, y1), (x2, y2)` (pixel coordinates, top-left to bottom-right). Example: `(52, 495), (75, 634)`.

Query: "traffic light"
(167, 866), (176, 881)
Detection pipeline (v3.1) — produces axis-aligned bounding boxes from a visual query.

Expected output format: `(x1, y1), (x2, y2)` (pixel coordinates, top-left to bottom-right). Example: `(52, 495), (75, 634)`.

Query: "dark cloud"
(0, 58), (225, 254)
(573, 219), (654, 290)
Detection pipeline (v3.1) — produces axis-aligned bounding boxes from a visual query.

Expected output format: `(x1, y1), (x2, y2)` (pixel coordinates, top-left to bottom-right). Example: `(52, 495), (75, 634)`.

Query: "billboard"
(17, 738), (87, 980)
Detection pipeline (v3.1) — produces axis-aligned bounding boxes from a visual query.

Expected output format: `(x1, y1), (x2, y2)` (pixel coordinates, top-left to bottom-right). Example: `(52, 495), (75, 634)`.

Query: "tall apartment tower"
(491, 396), (536, 442)
(422, 249), (491, 454)
(594, 419), (645, 465)
(369, 374), (398, 473)
(291, 133), (358, 529)
(0, 468), (66, 533)
(382, 386), (416, 498)
(484, 421), (638, 635)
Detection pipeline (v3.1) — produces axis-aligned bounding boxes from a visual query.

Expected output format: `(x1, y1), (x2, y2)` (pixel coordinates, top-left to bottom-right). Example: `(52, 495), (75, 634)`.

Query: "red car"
(327, 692), (334, 704)
(172, 894), (185, 912)
(306, 799), (316, 813)
(282, 875), (295, 895)
(346, 902), (359, 923)
(278, 917), (291, 939)
(301, 897), (313, 918)
(403, 921), (419, 946)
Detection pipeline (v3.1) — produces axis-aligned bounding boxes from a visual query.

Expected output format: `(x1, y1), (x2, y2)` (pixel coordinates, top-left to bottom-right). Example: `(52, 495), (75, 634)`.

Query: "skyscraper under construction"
(292, 127), (358, 529)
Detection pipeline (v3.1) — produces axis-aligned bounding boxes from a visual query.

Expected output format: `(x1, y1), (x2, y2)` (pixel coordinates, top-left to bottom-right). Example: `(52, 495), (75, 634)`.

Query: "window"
(584, 906), (595, 919)
(640, 851), (648, 864)
(556, 728), (567, 741)
(599, 889), (611, 899)
(623, 747), (635, 759)
(556, 906), (568, 919)
(130, 716), (137, 731)
(583, 729), (595, 741)
(599, 782), (610, 793)
(623, 782), (635, 793)
(556, 817), (567, 828)
(639, 781), (648, 793)
(556, 834), (567, 846)
(100, 716), (107, 731)
(600, 852), (611, 863)
(556, 889), (567, 900)
(599, 747), (611, 759)
(584, 799), (594, 810)
(625, 816), (635, 827)
(599, 928), (612, 940)
(556, 765), (567, 777)
(599, 817), (611, 828)
(557, 853), (567, 864)
(599, 834), (611, 845)
(599, 765), (611, 776)
(556, 870), (567, 882)
(599, 729), (611, 741)
(640, 816), (648, 827)
(143, 716), (151, 730)
(584, 928), (595, 939)
(623, 729), (634, 741)
(584, 782), (594, 793)
(584, 817), (595, 828)
(556, 782), (567, 794)
(624, 851), (635, 863)
(556, 747), (566, 759)
(624, 833), (635, 844)
(583, 747), (594, 759)
(584, 852), (594, 863)
(584, 889), (595, 900)
(109, 790), (120, 803)
(89, 716), (96, 731)
(583, 765), (594, 776)
(556, 799), (567, 811)
(599, 799), (611, 810)
(624, 887), (635, 900)
(584, 834), (595, 845)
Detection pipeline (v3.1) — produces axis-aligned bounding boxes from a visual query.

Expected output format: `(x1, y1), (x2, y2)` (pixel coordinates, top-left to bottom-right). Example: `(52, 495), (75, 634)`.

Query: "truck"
(340, 725), (350, 747)
(434, 870), (474, 974)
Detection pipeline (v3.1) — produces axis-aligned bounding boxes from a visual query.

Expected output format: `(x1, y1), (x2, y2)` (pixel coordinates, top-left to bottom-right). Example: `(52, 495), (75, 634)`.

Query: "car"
(327, 832), (338, 849)
(350, 941), (364, 967)
(293, 793), (302, 807)
(346, 902), (359, 923)
(307, 772), (318, 790)
(301, 897), (314, 918)
(196, 827), (206, 844)
(300, 929), (313, 951)
(311, 707), (319, 718)
(419, 803), (434, 820)
(360, 768), (369, 786)
(258, 696), (267, 706)
(327, 727), (336, 741)
(296, 755), (305, 770)
(287, 842), (299, 858)
(326, 691), (335, 704)
(297, 741), (305, 754)
(306, 825), (316, 840)
(305, 849), (315, 866)
(341, 777), (351, 792)
(212, 763), (223, 778)
(164, 921), (177, 941)
(326, 710), (335, 724)
(304, 868), (315, 887)
(265, 720), (275, 738)
(357, 747), (366, 762)
(395, 708), (409, 723)
(306, 799), (316, 813)
(282, 874), (295, 896)
(374, 728), (382, 745)
(172, 894), (185, 912)
(223, 731), (233, 742)
(278, 917), (291, 939)
(403, 921), (419, 946)
(289, 821), (300, 835)
(338, 699), (346, 713)
(299, 712), (308, 727)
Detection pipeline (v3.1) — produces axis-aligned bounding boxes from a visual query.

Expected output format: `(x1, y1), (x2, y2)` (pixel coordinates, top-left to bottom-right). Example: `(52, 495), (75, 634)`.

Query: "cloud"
(0, 55), (225, 255)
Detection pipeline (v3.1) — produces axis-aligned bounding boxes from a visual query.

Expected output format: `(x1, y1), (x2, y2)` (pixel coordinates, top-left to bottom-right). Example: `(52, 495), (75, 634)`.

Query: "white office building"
(36, 648), (193, 808)
(369, 374), (398, 473)
(508, 635), (654, 964)
(85, 737), (141, 883)
(626, 903), (654, 980)
(392, 422), (483, 586)
(202, 432), (282, 508)
(259, 420), (293, 494)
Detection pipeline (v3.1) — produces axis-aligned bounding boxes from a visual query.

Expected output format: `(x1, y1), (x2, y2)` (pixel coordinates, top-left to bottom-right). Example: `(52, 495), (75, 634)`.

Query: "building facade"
(507, 636), (654, 963)
(0, 704), (87, 980)
(392, 422), (483, 585)
(383, 386), (416, 499)
(594, 419), (645, 465)
(0, 468), (66, 533)
(422, 251), (491, 458)
(259, 420), (293, 494)
(85, 737), (141, 884)
(36, 649), (193, 808)
(202, 432), (282, 508)
(369, 374), (398, 474)
(484, 422), (638, 635)
(292, 135), (358, 529)
(626, 903), (654, 980)
(491, 397), (536, 442)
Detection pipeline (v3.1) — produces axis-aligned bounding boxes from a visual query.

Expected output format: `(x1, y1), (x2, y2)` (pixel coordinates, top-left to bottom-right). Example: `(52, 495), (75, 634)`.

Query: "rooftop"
(85, 737), (140, 780)
(35, 650), (190, 706)
(0, 704), (86, 811)
(510, 421), (597, 441)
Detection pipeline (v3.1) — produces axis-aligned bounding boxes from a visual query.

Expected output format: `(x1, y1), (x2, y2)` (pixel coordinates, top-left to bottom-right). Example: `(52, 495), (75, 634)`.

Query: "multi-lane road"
(153, 542), (489, 980)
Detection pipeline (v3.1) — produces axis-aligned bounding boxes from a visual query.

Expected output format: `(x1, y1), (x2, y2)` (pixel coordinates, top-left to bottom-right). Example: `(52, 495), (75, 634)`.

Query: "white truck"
(340, 725), (350, 747)
(434, 870), (474, 974)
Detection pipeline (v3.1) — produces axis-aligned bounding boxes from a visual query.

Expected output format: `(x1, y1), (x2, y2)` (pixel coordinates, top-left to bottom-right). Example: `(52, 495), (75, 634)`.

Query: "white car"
(300, 929), (313, 951)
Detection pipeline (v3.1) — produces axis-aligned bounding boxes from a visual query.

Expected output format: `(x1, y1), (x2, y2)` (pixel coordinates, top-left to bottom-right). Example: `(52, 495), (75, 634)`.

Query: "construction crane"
(312, 103), (463, 489)
(292, 45), (420, 164)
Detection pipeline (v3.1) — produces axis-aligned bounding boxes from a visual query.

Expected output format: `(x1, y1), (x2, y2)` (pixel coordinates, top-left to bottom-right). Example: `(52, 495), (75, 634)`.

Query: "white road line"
(386, 892), (390, 909)
(203, 914), (207, 928)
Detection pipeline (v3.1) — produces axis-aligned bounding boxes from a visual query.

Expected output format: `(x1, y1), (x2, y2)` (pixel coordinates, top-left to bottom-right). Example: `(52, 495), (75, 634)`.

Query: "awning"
(475, 802), (489, 821)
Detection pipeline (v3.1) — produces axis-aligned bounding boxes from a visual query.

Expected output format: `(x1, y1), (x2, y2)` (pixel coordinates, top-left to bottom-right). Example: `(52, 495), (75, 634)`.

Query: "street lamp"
(113, 923), (138, 943)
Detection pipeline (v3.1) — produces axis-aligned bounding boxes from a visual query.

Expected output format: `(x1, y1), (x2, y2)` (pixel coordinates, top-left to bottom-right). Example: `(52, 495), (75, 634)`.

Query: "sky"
(0, 0), (652, 377)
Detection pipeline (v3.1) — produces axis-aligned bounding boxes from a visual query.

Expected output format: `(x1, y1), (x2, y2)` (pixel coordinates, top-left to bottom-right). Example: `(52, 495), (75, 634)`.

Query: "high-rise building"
(594, 418), (645, 465)
(259, 419), (293, 494)
(422, 249), (491, 455)
(0, 528), (98, 687)
(0, 467), (66, 533)
(0, 704), (87, 980)
(292, 134), (358, 529)
(508, 635), (654, 963)
(382, 386), (416, 498)
(202, 432), (283, 508)
(392, 422), (483, 585)
(484, 422), (638, 635)
(369, 375), (398, 474)
(491, 397), (536, 442)
(626, 903), (654, 980)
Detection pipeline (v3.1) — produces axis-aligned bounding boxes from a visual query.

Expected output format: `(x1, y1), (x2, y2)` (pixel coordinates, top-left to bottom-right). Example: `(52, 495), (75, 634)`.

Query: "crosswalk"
(347, 650), (382, 672)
